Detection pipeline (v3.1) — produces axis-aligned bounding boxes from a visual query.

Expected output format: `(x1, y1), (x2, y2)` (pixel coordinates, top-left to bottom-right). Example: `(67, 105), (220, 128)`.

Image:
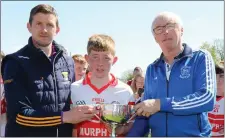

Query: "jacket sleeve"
(126, 116), (149, 137)
(160, 50), (216, 115)
(2, 57), (62, 127)
(70, 58), (76, 83)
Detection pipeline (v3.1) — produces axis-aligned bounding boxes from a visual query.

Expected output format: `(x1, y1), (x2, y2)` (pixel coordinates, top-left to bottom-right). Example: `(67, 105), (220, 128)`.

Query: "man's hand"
(218, 126), (224, 134)
(104, 123), (112, 134)
(104, 122), (133, 136)
(63, 105), (97, 124)
(115, 122), (133, 136)
(134, 99), (160, 117)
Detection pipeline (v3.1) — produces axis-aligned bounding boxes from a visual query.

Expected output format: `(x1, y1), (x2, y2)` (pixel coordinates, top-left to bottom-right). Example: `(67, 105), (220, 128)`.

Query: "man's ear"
(181, 27), (183, 36)
(112, 56), (118, 65)
(56, 26), (60, 34)
(27, 22), (32, 33)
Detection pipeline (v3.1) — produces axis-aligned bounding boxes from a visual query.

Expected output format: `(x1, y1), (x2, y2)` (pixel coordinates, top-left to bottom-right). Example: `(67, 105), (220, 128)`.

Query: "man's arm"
(3, 57), (96, 128)
(3, 58), (63, 127)
(160, 51), (216, 115)
(70, 57), (76, 83)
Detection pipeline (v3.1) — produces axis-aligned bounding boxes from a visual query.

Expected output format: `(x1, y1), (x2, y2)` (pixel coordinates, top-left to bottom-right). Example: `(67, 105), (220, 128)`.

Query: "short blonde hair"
(87, 34), (115, 56)
(72, 54), (87, 64)
(151, 11), (183, 34)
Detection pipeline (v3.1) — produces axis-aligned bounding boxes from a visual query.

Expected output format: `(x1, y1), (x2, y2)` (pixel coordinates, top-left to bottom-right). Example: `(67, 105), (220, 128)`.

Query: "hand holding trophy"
(97, 104), (135, 137)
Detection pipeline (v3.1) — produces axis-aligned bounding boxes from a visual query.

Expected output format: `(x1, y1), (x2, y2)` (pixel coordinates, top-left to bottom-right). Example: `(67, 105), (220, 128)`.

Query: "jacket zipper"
(52, 51), (61, 111)
(52, 51), (62, 137)
(163, 55), (190, 137)
(166, 80), (168, 137)
(165, 59), (178, 137)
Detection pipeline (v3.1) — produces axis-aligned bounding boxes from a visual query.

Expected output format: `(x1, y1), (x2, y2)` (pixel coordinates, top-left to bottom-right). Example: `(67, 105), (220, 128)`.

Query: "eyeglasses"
(153, 23), (177, 35)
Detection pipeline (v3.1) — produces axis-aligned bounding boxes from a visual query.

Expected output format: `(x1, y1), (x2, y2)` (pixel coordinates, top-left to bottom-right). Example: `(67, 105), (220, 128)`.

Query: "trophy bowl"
(98, 104), (135, 137)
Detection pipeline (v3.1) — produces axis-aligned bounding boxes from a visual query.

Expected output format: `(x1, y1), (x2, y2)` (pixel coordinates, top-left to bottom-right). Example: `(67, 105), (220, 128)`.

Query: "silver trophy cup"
(98, 104), (135, 137)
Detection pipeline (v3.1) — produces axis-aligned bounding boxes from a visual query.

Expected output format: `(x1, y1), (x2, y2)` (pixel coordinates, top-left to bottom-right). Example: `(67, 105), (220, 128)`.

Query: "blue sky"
(1, 1), (224, 78)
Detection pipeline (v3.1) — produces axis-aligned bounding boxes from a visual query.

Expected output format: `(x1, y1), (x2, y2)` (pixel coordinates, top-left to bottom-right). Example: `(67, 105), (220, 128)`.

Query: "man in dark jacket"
(1, 4), (96, 137)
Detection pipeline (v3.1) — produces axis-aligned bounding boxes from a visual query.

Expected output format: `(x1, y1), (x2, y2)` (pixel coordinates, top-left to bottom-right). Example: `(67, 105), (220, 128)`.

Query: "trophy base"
(110, 123), (117, 138)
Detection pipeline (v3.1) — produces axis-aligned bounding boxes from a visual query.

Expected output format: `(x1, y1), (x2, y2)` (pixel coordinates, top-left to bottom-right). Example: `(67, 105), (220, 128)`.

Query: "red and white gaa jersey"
(208, 96), (224, 137)
(71, 73), (135, 137)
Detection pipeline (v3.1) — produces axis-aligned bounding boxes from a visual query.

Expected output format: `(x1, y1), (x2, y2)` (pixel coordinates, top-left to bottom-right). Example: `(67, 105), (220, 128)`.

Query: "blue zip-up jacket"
(1, 37), (75, 137)
(127, 44), (216, 137)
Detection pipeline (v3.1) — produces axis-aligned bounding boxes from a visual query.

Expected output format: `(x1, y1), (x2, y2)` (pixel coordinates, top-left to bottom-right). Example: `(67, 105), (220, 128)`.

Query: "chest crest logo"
(62, 72), (69, 81)
(180, 66), (191, 79)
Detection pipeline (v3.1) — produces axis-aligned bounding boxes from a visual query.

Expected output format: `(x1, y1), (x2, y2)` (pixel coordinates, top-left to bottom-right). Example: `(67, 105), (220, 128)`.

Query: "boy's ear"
(112, 56), (118, 65)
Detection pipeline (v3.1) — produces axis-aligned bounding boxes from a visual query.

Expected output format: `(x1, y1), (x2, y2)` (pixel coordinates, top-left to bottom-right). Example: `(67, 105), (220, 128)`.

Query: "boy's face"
(75, 62), (88, 81)
(216, 73), (224, 96)
(85, 50), (117, 78)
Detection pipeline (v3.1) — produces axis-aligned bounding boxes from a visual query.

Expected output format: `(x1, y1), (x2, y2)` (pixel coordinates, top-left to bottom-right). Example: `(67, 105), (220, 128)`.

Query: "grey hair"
(151, 11), (183, 35)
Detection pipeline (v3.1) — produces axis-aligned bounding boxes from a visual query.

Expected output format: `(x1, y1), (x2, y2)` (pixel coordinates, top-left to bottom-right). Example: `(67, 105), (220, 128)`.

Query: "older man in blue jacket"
(127, 11), (216, 137)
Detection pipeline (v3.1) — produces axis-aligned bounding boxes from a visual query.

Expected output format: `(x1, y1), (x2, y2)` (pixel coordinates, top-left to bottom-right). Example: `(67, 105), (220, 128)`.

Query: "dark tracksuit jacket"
(1, 37), (75, 137)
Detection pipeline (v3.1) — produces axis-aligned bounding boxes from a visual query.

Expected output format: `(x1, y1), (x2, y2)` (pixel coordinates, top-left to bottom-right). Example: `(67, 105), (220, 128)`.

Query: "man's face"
(27, 13), (59, 47)
(153, 17), (183, 52)
(75, 62), (88, 81)
(85, 50), (117, 78)
(216, 73), (224, 96)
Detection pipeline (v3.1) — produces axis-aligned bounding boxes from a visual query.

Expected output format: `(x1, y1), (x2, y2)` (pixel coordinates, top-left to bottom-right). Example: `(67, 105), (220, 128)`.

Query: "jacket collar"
(27, 37), (67, 58)
(154, 43), (193, 66)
